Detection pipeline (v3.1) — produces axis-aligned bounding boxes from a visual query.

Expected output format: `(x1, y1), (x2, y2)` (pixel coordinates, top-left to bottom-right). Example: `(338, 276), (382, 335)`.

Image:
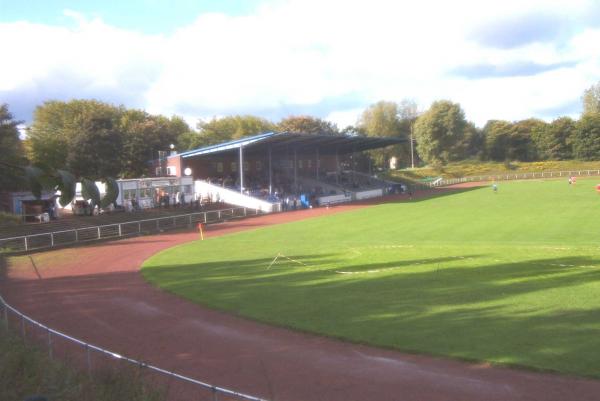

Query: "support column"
(316, 147), (320, 181)
(293, 148), (298, 192)
(335, 148), (340, 185)
(239, 146), (244, 194)
(352, 146), (356, 184)
(268, 146), (272, 195)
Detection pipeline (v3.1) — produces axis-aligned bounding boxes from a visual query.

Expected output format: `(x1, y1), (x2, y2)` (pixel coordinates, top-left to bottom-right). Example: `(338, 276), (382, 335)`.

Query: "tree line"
(1, 81), (600, 190)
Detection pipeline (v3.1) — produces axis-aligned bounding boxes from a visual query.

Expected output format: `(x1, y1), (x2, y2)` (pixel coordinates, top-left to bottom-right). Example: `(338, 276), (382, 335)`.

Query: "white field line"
(267, 253), (309, 269)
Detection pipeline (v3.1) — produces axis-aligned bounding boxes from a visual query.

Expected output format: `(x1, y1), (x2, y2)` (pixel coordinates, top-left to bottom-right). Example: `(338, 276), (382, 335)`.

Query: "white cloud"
(1, 0), (599, 128)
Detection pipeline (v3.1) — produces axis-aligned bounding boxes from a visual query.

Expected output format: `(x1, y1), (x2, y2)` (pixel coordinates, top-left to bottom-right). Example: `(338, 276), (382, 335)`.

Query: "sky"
(1, 0), (600, 130)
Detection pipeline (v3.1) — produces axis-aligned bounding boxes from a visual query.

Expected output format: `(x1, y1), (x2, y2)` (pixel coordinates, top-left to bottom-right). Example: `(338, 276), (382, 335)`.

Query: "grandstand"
(167, 132), (404, 208)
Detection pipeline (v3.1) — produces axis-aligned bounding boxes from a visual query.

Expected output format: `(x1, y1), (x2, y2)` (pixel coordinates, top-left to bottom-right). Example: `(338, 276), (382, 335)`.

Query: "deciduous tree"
(0, 104), (27, 190)
(277, 115), (338, 135)
(535, 117), (576, 160)
(414, 100), (466, 165)
(573, 113), (600, 160)
(582, 82), (600, 115)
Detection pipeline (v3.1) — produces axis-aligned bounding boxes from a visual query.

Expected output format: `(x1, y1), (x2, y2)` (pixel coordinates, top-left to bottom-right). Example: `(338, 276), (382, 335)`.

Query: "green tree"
(358, 100), (416, 168)
(509, 118), (546, 161)
(0, 104), (27, 190)
(195, 115), (275, 146)
(573, 113), (600, 160)
(26, 101), (71, 170)
(27, 100), (123, 177)
(67, 116), (123, 179)
(414, 100), (466, 165)
(457, 122), (484, 160)
(277, 115), (338, 135)
(536, 117), (576, 160)
(483, 120), (512, 161)
(120, 110), (190, 177)
(582, 82), (600, 115)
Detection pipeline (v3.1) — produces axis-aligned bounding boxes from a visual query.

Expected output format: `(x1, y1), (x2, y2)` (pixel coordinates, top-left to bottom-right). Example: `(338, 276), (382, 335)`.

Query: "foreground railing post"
(212, 387), (219, 401)
(24, 237), (28, 252)
(118, 224), (122, 237)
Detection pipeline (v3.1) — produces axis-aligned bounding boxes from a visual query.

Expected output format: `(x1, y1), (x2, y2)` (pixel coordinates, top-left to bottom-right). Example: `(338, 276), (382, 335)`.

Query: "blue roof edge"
(172, 131), (279, 159)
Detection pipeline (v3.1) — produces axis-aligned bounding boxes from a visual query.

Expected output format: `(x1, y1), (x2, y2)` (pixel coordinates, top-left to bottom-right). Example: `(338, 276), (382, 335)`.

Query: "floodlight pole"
(410, 124), (415, 169)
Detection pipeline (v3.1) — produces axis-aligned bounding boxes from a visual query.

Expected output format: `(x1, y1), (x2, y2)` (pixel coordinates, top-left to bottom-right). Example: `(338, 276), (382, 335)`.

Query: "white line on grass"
(267, 253), (310, 269)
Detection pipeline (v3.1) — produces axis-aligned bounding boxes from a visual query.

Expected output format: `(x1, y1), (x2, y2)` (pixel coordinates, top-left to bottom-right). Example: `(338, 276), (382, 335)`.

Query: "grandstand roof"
(175, 132), (404, 159)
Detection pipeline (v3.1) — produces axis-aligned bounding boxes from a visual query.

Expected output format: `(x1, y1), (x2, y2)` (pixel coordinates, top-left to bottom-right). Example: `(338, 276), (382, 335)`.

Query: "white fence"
(0, 294), (268, 401)
(0, 206), (266, 253)
(430, 169), (600, 188)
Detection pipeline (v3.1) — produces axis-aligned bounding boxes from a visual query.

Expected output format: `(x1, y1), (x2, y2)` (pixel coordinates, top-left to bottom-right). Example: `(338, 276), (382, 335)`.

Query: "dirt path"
(2, 197), (599, 401)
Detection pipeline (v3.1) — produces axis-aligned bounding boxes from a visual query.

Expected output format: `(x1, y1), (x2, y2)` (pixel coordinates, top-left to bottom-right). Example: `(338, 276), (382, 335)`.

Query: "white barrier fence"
(0, 294), (268, 401)
(0, 206), (266, 253)
(429, 169), (600, 188)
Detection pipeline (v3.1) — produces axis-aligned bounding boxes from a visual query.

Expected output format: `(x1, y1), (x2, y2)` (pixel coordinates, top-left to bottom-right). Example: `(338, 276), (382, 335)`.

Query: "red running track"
(2, 199), (600, 401)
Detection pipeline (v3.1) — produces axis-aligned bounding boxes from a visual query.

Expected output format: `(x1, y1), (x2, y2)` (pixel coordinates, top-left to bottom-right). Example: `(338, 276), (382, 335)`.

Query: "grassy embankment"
(0, 327), (165, 401)
(386, 160), (600, 184)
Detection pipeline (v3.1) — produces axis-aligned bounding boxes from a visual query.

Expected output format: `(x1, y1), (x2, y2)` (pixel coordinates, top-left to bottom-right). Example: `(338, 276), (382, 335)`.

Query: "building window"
(256, 161), (262, 171)
(244, 161), (250, 171)
(166, 166), (177, 176)
(298, 160), (303, 169)
(231, 162), (237, 172)
(307, 159), (312, 168)
(216, 162), (224, 173)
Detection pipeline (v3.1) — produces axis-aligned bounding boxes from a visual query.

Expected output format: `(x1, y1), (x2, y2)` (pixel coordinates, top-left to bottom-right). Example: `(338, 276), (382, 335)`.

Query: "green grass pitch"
(142, 178), (600, 377)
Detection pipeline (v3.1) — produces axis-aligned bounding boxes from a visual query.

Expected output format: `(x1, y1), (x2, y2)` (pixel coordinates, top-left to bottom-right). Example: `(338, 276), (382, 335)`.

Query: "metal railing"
(429, 169), (600, 188)
(0, 206), (267, 253)
(0, 294), (267, 401)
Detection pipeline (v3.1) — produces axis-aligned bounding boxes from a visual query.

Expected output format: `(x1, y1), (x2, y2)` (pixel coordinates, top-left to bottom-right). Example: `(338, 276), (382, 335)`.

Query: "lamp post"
(410, 124), (415, 169)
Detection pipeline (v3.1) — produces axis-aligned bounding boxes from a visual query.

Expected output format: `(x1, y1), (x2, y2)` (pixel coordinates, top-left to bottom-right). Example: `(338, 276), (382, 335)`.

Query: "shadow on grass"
(143, 253), (600, 378)
(352, 186), (485, 207)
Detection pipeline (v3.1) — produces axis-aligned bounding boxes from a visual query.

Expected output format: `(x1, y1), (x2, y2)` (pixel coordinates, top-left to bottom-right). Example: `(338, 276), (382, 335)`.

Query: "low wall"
(195, 181), (278, 212)
(318, 193), (352, 205)
(355, 189), (383, 200)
